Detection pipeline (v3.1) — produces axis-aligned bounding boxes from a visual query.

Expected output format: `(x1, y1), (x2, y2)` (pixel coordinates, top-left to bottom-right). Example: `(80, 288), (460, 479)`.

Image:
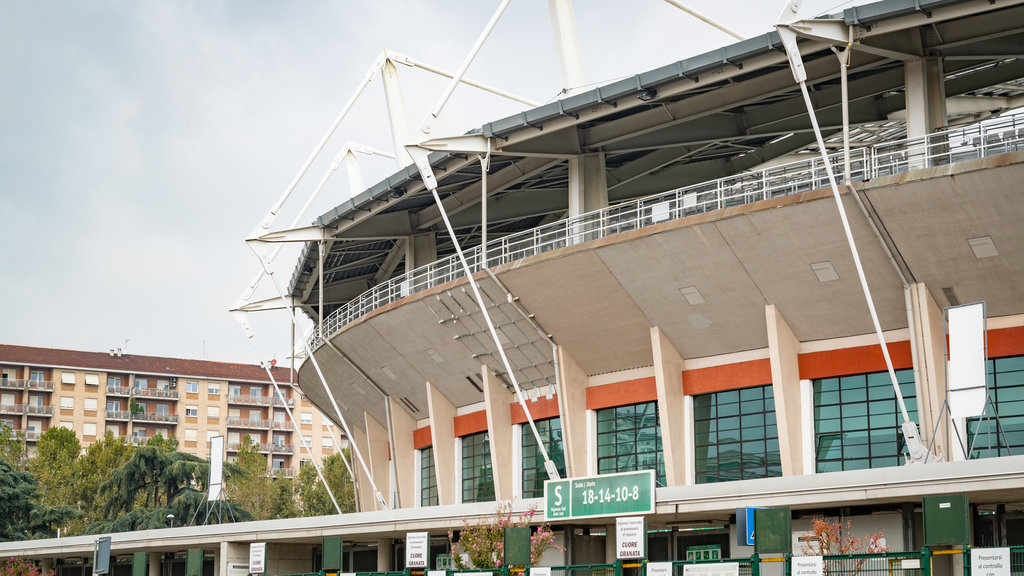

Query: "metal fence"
(307, 110), (1024, 350)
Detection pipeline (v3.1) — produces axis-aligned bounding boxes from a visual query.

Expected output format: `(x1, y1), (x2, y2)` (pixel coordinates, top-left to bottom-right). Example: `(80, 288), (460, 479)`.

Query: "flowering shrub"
(448, 501), (563, 569)
(1, 558), (53, 576)
(800, 517), (886, 576)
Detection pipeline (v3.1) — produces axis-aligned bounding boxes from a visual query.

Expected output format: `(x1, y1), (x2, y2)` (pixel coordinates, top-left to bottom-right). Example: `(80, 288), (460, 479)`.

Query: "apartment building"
(0, 344), (347, 477)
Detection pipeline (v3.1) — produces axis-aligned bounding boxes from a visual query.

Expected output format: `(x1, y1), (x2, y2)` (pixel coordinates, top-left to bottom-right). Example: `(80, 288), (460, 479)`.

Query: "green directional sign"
(544, 470), (655, 521)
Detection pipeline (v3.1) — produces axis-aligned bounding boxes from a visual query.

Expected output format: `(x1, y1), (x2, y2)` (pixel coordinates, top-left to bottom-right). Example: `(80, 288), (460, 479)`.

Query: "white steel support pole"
(381, 59), (413, 169)
(832, 38), (853, 183)
(343, 150), (364, 198)
(479, 142), (491, 267)
(661, 0), (746, 41)
(548, 0), (586, 96)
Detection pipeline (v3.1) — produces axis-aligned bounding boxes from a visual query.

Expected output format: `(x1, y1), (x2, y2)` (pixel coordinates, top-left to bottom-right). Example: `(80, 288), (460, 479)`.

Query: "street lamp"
(166, 514), (175, 528)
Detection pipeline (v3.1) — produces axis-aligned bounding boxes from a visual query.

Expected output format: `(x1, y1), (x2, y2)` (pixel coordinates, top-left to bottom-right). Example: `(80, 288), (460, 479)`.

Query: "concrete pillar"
(218, 542), (247, 576)
(148, 552), (161, 576)
(482, 366), (515, 500)
(905, 56), (947, 140)
(567, 154), (608, 218)
(426, 381), (457, 505)
(365, 413), (391, 509)
(556, 346), (588, 477)
(349, 424), (375, 512)
(765, 304), (804, 476)
(405, 233), (438, 274)
(908, 283), (948, 459)
(651, 326), (687, 487)
(376, 539), (394, 571)
(388, 397), (417, 509)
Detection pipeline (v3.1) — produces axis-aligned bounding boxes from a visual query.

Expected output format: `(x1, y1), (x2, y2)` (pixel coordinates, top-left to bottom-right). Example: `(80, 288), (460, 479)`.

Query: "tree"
(295, 450), (356, 516)
(0, 458), (77, 541)
(1, 556), (54, 576)
(63, 432), (135, 535)
(0, 423), (27, 469)
(447, 501), (561, 569)
(28, 427), (81, 508)
(800, 516), (887, 556)
(226, 435), (298, 520)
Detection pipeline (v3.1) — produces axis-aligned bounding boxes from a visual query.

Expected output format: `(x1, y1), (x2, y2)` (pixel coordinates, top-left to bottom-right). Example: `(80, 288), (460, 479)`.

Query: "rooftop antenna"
(775, 0), (927, 464)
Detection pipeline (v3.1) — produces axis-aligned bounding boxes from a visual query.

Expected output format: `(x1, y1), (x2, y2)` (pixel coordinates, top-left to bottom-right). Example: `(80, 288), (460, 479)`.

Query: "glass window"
(83, 422), (97, 436)
(250, 387), (262, 398)
(300, 412), (313, 425)
(185, 405), (198, 417)
(30, 371), (44, 382)
(420, 446), (438, 506)
(186, 381), (198, 393)
(596, 401), (665, 486)
(84, 398), (97, 412)
(969, 355), (1024, 457)
(461, 431), (495, 503)
(814, 368), (917, 472)
(156, 404), (169, 415)
(108, 375), (121, 386)
(107, 400), (120, 411)
(693, 385), (781, 483)
(300, 438), (312, 448)
(322, 437), (332, 449)
(522, 418), (566, 498)
(60, 396), (74, 410)
(229, 385), (242, 397)
(208, 382), (221, 395)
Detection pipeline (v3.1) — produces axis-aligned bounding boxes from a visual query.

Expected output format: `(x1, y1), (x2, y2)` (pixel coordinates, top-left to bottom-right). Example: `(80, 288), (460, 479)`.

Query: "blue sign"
(735, 507), (763, 546)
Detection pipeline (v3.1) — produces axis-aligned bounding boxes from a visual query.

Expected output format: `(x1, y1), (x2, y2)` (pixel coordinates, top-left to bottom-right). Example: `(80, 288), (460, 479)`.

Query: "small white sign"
(682, 563), (740, 576)
(406, 532), (429, 568)
(616, 517), (646, 559)
(972, 548), (1011, 576)
(531, 568), (552, 576)
(901, 559), (921, 570)
(792, 555), (823, 576)
(227, 563), (249, 576)
(428, 571), (447, 576)
(249, 542), (266, 575)
(647, 562), (673, 576)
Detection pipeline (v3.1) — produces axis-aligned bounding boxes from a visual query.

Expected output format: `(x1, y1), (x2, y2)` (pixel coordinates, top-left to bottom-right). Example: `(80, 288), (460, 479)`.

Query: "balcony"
(0, 404), (26, 415)
(270, 420), (294, 431)
(271, 468), (295, 478)
(228, 394), (272, 407)
(25, 405), (53, 416)
(106, 410), (131, 421)
(24, 430), (41, 442)
(106, 386), (132, 396)
(1, 379), (25, 390)
(25, 380), (54, 392)
(227, 442), (271, 453)
(133, 412), (179, 424)
(226, 417), (272, 430)
(134, 388), (179, 400)
(129, 436), (148, 446)
(270, 444), (294, 454)
(272, 397), (296, 408)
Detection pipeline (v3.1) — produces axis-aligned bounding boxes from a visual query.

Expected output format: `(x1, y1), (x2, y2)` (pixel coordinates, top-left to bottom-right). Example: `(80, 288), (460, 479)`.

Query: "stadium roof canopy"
(287, 0), (1024, 320)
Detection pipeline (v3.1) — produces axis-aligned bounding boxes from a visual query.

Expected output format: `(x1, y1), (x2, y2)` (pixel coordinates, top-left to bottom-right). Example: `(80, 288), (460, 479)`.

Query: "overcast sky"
(0, 0), (854, 365)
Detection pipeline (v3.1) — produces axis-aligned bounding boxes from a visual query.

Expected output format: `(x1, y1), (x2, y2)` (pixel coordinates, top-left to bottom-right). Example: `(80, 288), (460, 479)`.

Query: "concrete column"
(651, 326), (687, 487)
(426, 381), (457, 505)
(905, 56), (947, 140)
(405, 233), (438, 274)
(387, 397), (417, 509)
(482, 367), (515, 500)
(908, 283), (948, 458)
(218, 542), (247, 576)
(148, 552), (162, 576)
(364, 413), (391, 509)
(349, 424), (375, 512)
(556, 346), (588, 477)
(765, 304), (804, 476)
(376, 538), (394, 571)
(567, 154), (608, 218)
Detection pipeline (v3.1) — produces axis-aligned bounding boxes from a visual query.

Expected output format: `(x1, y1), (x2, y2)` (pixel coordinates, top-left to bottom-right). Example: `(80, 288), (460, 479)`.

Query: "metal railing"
(25, 404), (53, 416)
(106, 385), (132, 396)
(106, 410), (132, 421)
(228, 393), (273, 406)
(271, 443), (295, 453)
(1, 378), (25, 390)
(963, 546), (1024, 576)
(134, 387), (180, 399)
(24, 430), (41, 441)
(308, 111), (1024, 350)
(227, 417), (273, 429)
(273, 396), (296, 408)
(134, 412), (179, 424)
(0, 404), (26, 415)
(26, 379), (55, 391)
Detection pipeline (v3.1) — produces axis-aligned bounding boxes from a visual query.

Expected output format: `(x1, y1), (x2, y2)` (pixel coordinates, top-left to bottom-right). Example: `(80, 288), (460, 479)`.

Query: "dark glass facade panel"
(522, 417), (567, 498)
(461, 431), (495, 503)
(969, 355), (1024, 457)
(693, 385), (781, 483)
(814, 368), (917, 472)
(420, 445), (438, 506)
(596, 401), (665, 486)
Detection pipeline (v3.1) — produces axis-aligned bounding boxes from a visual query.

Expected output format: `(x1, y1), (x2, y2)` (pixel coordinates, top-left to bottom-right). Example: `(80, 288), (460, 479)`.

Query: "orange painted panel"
(586, 377), (657, 410)
(988, 326), (1024, 359)
(454, 410), (488, 437)
(510, 395), (560, 424)
(683, 359), (772, 395)
(798, 341), (913, 380)
(413, 426), (432, 449)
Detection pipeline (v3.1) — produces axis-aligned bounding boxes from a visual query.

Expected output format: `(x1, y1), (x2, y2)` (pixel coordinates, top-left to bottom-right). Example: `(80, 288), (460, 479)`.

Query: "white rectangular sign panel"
(682, 563), (740, 576)
(405, 532), (429, 568)
(531, 568), (552, 576)
(972, 548), (1010, 576)
(227, 564), (249, 576)
(249, 542), (266, 574)
(209, 435), (225, 501)
(792, 556), (823, 576)
(616, 516), (646, 559)
(647, 563), (672, 576)
(948, 303), (987, 418)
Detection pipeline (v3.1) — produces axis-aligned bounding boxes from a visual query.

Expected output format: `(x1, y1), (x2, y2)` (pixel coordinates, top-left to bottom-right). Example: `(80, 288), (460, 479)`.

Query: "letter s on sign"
(554, 485), (563, 506)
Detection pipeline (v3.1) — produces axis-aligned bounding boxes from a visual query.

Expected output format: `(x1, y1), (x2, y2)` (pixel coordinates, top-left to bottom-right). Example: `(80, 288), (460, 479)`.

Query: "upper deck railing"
(308, 112), (1024, 350)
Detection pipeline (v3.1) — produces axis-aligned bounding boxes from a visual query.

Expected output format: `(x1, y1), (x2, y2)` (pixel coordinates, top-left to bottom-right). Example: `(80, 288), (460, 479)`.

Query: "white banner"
(209, 435), (225, 501)
(615, 516), (645, 559)
(405, 532), (429, 568)
(948, 303), (987, 418)
(249, 542), (266, 574)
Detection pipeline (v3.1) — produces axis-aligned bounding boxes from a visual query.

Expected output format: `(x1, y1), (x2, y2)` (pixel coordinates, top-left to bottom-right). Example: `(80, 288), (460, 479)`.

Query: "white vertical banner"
(948, 302), (987, 418)
(209, 435), (225, 501)
(615, 516), (646, 559)
(405, 532), (429, 568)
(249, 543), (266, 575)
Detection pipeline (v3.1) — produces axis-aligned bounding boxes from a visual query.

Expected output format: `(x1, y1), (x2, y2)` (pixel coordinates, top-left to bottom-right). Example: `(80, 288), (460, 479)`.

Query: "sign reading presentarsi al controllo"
(544, 470), (655, 521)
